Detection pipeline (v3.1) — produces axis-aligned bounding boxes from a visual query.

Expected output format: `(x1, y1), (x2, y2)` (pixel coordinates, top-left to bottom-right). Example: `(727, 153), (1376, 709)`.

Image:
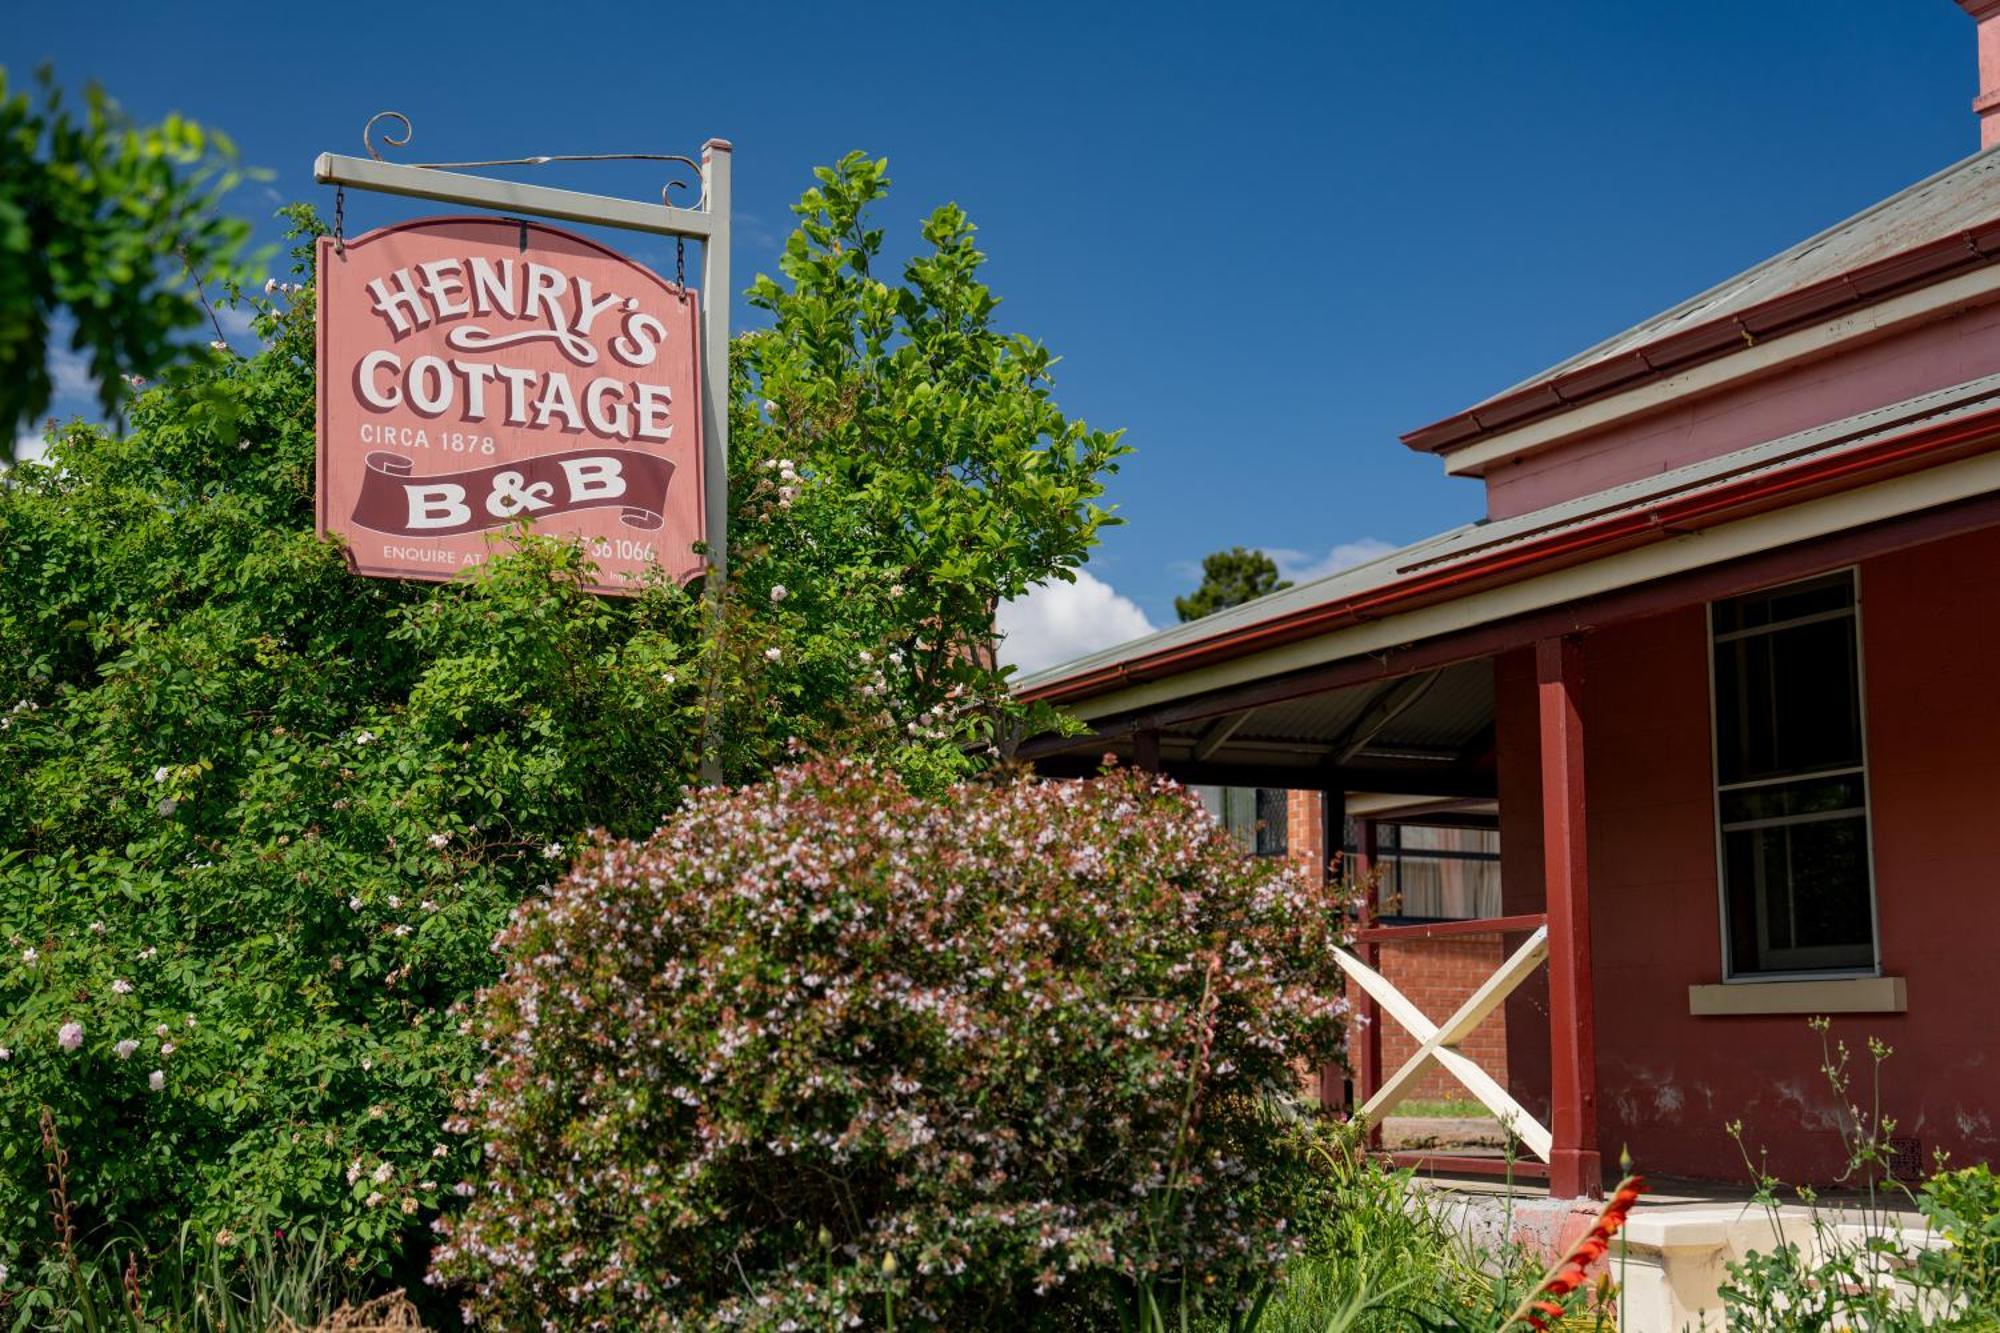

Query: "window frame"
(1344, 817), (1503, 923)
(1705, 567), (1882, 982)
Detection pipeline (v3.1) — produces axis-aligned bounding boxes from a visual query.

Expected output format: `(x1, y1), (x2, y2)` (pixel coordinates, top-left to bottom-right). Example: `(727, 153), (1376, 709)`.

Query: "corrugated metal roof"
(1483, 147), (2000, 405)
(1014, 369), (2000, 694)
(1151, 658), (1494, 773)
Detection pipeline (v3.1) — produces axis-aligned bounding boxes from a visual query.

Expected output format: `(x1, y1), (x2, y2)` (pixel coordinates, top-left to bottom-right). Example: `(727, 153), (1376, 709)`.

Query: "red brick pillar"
(1286, 789), (1325, 890)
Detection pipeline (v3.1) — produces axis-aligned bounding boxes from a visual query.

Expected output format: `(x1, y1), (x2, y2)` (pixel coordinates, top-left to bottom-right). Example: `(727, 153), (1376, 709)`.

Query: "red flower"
(1505, 1174), (1645, 1330)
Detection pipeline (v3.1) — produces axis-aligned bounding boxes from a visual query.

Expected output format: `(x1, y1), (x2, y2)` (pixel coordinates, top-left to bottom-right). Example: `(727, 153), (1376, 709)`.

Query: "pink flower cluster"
(433, 761), (1349, 1329)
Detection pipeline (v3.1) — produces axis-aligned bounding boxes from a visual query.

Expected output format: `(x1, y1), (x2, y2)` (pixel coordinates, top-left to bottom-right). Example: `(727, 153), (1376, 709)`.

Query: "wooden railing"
(1340, 912), (1552, 1172)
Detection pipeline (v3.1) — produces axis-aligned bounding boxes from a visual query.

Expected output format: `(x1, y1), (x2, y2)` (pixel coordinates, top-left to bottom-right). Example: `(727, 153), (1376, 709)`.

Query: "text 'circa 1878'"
(316, 215), (705, 593)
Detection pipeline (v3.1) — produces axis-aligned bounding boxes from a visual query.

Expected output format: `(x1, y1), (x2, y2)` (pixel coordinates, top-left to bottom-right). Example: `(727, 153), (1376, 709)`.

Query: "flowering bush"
(434, 761), (1349, 1329)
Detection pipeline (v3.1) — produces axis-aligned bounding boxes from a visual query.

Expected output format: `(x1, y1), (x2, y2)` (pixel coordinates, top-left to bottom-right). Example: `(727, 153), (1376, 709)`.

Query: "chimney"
(1961, 0), (2000, 149)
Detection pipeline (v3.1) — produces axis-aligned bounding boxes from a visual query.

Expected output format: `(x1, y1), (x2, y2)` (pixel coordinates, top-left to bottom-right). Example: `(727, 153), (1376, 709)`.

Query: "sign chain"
(675, 234), (688, 299)
(334, 186), (346, 256)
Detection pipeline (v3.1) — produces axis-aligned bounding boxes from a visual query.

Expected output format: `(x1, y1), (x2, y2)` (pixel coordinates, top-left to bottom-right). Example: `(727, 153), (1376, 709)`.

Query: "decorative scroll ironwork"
(360, 111), (704, 211)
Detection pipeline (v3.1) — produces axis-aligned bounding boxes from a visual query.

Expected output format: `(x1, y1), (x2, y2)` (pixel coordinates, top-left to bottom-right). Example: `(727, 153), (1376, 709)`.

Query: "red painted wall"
(1483, 299), (2000, 521)
(1493, 526), (2000, 1183)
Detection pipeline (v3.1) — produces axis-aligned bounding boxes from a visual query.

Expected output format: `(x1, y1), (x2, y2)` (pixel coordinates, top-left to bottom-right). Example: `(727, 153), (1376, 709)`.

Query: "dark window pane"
(1714, 616), (1862, 784)
(1719, 774), (1866, 826)
(1712, 572), (1873, 976)
(1372, 822), (1503, 920)
(1711, 572), (1854, 635)
(1254, 788), (1288, 857)
(1722, 815), (1872, 973)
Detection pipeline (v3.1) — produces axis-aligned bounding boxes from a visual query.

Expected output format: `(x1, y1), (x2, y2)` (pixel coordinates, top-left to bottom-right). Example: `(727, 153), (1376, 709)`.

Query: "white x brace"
(1334, 925), (1553, 1162)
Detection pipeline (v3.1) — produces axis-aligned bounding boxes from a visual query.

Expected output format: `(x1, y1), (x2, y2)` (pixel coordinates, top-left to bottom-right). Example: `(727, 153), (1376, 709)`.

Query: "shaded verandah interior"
(1024, 635), (1605, 1198)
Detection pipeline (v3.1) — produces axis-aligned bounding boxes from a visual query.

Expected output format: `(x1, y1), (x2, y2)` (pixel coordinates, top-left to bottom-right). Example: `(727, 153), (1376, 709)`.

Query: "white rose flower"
(149, 1070), (165, 1092)
(58, 1022), (83, 1052)
(115, 1039), (139, 1060)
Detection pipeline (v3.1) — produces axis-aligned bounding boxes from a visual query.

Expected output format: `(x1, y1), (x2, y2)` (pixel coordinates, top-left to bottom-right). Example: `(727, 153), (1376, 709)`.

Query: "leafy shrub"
(7, 1108), (359, 1332)
(1920, 1165), (2000, 1311)
(0, 269), (711, 1291)
(1, 150), (1124, 1299)
(432, 761), (1350, 1329)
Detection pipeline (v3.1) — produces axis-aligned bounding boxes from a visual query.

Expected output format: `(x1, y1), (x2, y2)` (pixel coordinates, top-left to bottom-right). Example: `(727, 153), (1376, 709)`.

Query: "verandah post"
(1536, 635), (1601, 1199)
(1351, 812), (1383, 1144)
(1131, 728), (1162, 773)
(1314, 790), (1353, 1110)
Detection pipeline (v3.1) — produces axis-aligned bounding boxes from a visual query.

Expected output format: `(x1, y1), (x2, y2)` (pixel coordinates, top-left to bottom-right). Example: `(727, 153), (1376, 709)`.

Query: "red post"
(1314, 789), (1345, 1110)
(1536, 636), (1601, 1199)
(1351, 814), (1385, 1145)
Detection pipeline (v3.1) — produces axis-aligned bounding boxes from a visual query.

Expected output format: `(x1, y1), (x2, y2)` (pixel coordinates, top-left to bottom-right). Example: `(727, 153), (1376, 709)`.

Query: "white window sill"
(1688, 976), (1906, 1016)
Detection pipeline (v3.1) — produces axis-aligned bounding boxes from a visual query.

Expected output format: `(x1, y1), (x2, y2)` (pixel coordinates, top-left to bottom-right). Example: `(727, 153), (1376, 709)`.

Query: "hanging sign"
(316, 215), (705, 593)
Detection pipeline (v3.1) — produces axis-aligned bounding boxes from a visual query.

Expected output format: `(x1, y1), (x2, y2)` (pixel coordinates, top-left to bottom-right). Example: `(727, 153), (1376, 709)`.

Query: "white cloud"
(214, 304), (258, 339)
(48, 345), (95, 404)
(997, 569), (1157, 676)
(1266, 538), (1399, 584)
(13, 428), (48, 464)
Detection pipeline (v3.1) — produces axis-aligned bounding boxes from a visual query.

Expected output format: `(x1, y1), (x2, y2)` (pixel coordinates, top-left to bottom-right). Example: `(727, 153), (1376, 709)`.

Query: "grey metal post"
(699, 140), (732, 581)
(696, 141), (734, 783)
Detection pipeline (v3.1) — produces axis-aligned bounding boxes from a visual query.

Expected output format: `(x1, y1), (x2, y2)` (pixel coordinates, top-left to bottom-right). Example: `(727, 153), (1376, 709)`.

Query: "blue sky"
(9, 2), (1983, 666)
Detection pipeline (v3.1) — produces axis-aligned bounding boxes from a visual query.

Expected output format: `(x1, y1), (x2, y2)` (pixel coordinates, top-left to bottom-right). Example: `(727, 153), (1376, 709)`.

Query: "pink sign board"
(316, 216), (705, 594)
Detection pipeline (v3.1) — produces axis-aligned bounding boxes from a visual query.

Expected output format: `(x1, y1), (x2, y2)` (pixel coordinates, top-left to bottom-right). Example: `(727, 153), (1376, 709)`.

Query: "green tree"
(733, 152), (1128, 773)
(1175, 545), (1291, 621)
(0, 149), (1125, 1300)
(0, 66), (254, 457)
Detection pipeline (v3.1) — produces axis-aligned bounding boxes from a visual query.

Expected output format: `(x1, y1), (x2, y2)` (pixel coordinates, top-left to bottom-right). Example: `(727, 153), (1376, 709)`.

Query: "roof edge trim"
(1401, 215), (2000, 458)
(1027, 402), (2000, 707)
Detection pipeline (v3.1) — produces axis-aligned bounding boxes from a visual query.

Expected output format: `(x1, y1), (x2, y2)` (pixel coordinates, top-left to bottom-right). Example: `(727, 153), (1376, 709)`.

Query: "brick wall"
(1285, 789), (1327, 888)
(1280, 790), (1508, 1111)
(1372, 936), (1511, 1104)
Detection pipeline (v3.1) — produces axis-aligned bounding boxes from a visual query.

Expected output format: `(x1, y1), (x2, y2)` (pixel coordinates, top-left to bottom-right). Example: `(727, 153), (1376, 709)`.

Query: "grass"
(1387, 1099), (1492, 1120)
(4, 1108), (362, 1333)
(1223, 1145), (1628, 1333)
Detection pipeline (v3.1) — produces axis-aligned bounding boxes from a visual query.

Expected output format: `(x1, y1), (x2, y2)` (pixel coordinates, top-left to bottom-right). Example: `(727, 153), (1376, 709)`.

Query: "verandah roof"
(1016, 369), (2000, 788)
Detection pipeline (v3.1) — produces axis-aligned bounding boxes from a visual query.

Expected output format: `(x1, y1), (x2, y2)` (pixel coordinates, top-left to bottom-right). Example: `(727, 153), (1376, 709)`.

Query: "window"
(1710, 571), (1876, 976)
(1197, 787), (1289, 857)
(1344, 819), (1502, 921)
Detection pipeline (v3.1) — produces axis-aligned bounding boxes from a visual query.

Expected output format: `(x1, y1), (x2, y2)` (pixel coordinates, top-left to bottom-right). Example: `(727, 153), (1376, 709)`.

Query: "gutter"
(1024, 402), (2000, 706)
(1401, 216), (2000, 457)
